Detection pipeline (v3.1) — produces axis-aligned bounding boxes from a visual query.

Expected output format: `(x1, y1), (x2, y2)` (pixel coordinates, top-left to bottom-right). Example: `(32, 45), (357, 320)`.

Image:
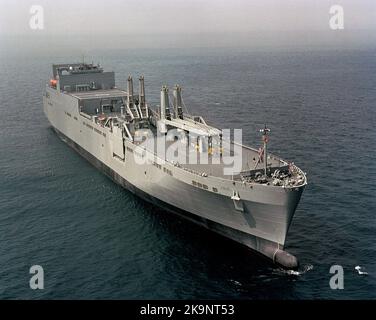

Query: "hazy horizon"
(1, 0), (376, 52)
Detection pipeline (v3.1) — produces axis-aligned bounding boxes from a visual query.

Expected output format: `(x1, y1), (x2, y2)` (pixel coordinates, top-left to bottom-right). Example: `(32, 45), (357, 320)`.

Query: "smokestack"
(173, 85), (184, 119)
(160, 86), (171, 120)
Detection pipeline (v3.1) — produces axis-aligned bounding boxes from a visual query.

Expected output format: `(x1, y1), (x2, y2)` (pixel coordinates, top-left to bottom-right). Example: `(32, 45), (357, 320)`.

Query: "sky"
(0, 0), (375, 50)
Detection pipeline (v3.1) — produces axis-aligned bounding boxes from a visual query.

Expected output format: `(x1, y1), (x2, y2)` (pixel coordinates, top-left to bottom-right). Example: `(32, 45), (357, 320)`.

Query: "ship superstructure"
(43, 63), (307, 269)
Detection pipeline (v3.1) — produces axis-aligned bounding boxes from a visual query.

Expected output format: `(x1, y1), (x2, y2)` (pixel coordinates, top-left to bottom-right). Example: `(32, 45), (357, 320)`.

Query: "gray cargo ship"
(43, 63), (307, 269)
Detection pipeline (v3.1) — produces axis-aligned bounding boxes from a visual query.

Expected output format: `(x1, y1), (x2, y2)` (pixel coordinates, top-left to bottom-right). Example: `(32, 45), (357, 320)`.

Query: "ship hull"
(52, 126), (303, 269)
(43, 83), (305, 269)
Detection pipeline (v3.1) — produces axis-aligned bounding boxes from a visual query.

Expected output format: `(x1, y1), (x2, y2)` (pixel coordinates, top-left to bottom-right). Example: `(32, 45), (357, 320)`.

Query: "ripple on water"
(0, 49), (375, 299)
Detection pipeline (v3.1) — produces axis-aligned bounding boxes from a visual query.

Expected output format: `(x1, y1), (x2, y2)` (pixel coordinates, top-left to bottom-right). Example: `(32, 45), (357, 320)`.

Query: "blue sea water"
(0, 47), (375, 299)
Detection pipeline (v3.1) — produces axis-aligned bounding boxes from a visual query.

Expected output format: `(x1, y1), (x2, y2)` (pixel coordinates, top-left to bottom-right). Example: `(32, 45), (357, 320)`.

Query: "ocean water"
(0, 47), (375, 299)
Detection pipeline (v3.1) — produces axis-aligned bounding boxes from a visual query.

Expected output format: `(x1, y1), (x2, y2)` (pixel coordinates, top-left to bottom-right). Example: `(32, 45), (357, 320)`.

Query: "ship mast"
(138, 76), (148, 118)
(126, 76), (140, 119)
(173, 85), (184, 120)
(259, 124), (271, 176)
(160, 86), (171, 120)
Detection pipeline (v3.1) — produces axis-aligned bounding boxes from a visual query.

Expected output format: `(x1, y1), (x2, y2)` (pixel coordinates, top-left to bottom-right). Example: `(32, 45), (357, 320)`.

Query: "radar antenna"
(259, 124), (271, 176)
